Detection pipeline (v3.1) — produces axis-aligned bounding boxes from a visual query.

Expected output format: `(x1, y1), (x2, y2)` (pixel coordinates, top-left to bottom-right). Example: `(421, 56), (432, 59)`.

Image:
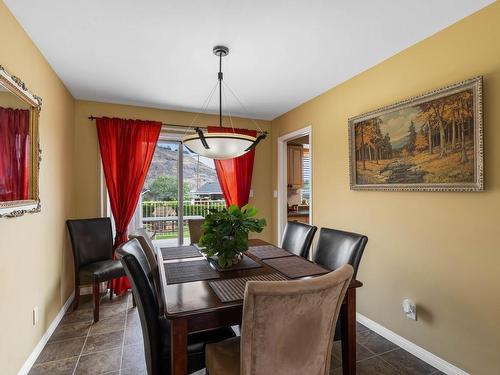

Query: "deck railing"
(141, 199), (226, 238)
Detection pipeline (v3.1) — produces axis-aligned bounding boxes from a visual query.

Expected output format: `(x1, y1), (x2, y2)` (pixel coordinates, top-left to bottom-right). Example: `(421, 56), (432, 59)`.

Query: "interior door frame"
(276, 125), (312, 245)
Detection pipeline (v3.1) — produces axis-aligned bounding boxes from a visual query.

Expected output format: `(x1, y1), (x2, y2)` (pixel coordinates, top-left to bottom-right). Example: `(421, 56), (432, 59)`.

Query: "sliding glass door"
(136, 139), (225, 247)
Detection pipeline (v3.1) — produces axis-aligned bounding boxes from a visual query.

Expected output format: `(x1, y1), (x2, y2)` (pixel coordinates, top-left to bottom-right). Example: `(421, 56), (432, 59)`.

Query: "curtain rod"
(87, 115), (208, 129)
(87, 116), (267, 134)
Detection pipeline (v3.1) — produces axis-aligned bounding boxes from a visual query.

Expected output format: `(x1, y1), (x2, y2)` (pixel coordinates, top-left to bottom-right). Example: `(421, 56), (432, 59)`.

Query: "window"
(137, 140), (225, 246)
(301, 148), (310, 204)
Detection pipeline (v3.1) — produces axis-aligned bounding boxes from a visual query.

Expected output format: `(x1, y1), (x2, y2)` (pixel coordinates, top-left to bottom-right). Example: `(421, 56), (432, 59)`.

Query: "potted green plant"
(199, 204), (266, 268)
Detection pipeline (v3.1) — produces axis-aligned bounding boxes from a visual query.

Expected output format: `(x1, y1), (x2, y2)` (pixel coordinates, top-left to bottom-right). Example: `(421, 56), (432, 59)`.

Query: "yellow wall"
(0, 91), (31, 109)
(271, 3), (500, 374)
(73, 100), (273, 242)
(3, 0), (499, 373)
(0, 2), (75, 374)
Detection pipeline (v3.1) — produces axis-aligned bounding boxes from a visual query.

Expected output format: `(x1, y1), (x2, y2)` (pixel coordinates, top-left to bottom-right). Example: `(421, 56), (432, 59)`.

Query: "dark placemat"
(164, 259), (220, 284)
(247, 245), (293, 260)
(208, 273), (287, 302)
(263, 256), (330, 279)
(161, 245), (202, 260)
(207, 254), (262, 272)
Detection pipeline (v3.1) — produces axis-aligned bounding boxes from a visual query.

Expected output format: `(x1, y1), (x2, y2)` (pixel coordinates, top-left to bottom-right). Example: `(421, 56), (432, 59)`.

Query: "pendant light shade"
(183, 132), (256, 160)
(182, 45), (266, 160)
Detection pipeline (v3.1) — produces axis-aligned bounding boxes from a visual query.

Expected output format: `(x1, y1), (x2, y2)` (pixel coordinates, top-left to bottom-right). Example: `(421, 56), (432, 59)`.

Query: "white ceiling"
(4, 0), (493, 120)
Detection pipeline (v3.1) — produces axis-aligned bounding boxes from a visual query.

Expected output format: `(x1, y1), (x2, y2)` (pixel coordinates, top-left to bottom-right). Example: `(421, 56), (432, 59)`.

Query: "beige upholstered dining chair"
(205, 264), (354, 375)
(188, 218), (204, 245)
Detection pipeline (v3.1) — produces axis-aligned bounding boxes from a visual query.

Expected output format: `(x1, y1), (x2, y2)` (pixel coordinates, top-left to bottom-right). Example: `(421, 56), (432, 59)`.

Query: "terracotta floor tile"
(29, 357), (78, 375)
(121, 343), (146, 373)
(357, 330), (398, 355)
(49, 321), (91, 342)
(60, 308), (94, 326)
(35, 337), (86, 364)
(88, 313), (126, 336)
(75, 347), (121, 374)
(380, 348), (438, 375)
(82, 330), (124, 354)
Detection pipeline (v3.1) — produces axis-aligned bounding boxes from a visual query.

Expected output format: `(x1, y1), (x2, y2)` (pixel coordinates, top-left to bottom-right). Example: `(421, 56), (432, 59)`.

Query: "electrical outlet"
(402, 299), (417, 321)
(32, 306), (39, 326)
(273, 190), (278, 198)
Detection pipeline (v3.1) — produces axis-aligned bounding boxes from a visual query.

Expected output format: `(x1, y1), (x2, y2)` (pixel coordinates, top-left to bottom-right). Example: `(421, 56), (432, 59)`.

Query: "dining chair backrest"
(280, 221), (317, 258)
(128, 230), (165, 315)
(129, 228), (157, 270)
(66, 218), (114, 271)
(240, 264), (353, 375)
(117, 239), (165, 375)
(313, 228), (368, 278)
(188, 218), (204, 245)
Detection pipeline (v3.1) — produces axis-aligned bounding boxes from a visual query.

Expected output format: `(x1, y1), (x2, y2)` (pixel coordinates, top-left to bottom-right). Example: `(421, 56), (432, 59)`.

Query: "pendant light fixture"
(182, 46), (267, 160)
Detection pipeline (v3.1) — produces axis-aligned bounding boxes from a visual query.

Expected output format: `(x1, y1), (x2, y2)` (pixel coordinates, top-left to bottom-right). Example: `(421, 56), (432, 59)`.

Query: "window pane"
(301, 149), (310, 204)
(141, 141), (180, 247)
(183, 148), (226, 245)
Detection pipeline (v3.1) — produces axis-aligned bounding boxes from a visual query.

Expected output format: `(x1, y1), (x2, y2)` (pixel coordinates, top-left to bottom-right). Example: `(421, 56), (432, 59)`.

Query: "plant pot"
(231, 252), (244, 265)
(209, 252), (244, 268)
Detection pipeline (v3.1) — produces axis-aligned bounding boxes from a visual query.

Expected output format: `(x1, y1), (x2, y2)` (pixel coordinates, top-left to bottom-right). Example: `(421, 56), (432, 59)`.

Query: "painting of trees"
(406, 121), (417, 155)
(350, 76), (483, 191)
(416, 90), (473, 161)
(354, 117), (393, 169)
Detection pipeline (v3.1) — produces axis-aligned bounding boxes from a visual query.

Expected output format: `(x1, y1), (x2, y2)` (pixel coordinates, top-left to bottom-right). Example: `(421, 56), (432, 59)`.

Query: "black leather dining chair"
(128, 228), (164, 314)
(129, 228), (158, 274)
(66, 218), (125, 322)
(281, 221), (318, 258)
(117, 239), (235, 375)
(313, 227), (368, 341)
(313, 227), (368, 278)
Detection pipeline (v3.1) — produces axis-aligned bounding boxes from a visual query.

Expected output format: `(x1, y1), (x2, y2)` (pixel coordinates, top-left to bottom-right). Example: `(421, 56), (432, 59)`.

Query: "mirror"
(0, 65), (42, 218)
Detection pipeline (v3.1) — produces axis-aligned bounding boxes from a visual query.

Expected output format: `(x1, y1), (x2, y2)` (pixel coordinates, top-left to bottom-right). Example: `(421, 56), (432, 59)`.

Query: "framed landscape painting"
(348, 76), (483, 192)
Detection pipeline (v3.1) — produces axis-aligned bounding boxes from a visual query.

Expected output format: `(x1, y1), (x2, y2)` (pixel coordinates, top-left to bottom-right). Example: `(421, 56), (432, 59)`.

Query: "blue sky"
(379, 106), (424, 145)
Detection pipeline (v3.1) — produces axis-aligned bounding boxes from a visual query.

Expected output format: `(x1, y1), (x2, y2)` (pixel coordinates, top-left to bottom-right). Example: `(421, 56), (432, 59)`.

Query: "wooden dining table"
(156, 239), (362, 375)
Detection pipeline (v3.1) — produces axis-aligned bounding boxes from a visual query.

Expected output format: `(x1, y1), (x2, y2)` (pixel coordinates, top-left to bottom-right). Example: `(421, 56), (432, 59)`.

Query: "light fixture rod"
(219, 51), (222, 127)
(213, 45), (229, 128)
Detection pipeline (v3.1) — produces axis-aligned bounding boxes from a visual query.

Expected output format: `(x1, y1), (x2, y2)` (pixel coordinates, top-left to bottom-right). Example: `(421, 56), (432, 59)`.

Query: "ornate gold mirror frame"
(0, 65), (42, 218)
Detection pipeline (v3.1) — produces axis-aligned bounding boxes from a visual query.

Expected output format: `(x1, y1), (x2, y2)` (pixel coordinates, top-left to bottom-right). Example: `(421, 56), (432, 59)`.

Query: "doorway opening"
(277, 126), (312, 245)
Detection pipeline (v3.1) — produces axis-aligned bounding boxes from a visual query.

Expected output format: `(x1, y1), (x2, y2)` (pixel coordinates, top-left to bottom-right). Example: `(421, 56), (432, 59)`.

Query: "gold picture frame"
(0, 65), (42, 217)
(348, 76), (483, 192)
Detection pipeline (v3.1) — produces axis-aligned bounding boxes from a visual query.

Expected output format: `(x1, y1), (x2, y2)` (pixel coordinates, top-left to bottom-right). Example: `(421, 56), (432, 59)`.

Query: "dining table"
(156, 238), (363, 375)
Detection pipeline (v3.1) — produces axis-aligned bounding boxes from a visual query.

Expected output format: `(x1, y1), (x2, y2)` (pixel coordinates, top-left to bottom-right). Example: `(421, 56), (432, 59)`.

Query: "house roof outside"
(194, 181), (222, 195)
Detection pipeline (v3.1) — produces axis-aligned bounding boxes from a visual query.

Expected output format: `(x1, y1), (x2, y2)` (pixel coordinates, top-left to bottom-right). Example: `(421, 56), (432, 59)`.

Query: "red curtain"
(96, 117), (161, 295)
(0, 106), (30, 201)
(207, 126), (257, 208)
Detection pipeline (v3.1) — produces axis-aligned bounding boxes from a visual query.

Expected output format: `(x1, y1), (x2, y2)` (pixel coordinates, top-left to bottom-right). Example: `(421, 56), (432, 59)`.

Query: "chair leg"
(73, 285), (80, 311)
(93, 281), (100, 323)
(109, 281), (114, 300)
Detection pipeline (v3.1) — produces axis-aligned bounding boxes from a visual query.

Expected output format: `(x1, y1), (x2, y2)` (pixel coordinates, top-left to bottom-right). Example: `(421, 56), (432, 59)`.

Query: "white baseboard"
(356, 313), (469, 375)
(17, 292), (75, 375)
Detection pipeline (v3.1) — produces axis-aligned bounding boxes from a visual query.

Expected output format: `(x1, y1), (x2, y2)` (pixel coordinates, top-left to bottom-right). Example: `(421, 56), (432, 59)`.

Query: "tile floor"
(29, 291), (443, 375)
